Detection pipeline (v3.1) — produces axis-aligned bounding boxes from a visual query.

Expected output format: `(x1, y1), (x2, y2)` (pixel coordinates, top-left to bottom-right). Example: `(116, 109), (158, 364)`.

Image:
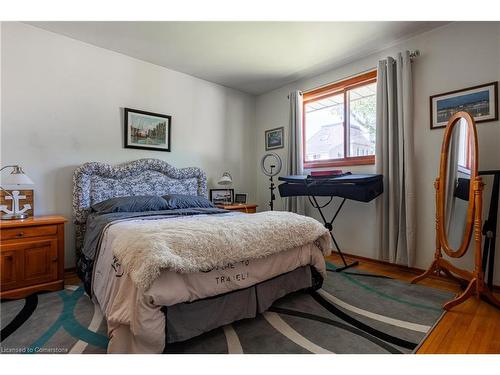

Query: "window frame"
(302, 70), (377, 169)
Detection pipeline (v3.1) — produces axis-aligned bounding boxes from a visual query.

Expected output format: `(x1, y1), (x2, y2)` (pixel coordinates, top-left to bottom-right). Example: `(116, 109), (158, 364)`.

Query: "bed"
(73, 158), (332, 353)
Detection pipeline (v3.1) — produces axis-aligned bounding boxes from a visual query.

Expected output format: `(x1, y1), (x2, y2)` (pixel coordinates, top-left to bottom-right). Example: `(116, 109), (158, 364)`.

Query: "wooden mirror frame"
(412, 111), (500, 310)
(438, 112), (476, 258)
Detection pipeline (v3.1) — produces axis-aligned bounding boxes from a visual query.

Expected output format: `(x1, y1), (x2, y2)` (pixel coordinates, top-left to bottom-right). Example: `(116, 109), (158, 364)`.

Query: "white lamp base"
(1, 213), (29, 220)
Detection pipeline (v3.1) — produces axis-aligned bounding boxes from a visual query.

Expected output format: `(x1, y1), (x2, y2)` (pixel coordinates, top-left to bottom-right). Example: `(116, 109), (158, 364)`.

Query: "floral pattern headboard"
(72, 158), (207, 254)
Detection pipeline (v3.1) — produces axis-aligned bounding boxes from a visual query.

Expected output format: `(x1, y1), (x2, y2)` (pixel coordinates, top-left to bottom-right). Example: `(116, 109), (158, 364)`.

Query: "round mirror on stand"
(412, 111), (500, 310)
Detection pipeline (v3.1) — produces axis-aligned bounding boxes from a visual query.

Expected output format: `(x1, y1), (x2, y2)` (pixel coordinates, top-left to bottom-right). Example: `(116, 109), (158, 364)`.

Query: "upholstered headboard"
(72, 158), (207, 254)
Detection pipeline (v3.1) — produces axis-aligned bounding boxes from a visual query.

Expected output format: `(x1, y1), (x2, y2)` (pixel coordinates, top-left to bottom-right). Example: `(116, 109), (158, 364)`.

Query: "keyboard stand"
(309, 196), (359, 272)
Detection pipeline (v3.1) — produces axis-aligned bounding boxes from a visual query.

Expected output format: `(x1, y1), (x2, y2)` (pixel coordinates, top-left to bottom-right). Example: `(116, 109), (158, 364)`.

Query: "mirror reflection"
(445, 118), (473, 250)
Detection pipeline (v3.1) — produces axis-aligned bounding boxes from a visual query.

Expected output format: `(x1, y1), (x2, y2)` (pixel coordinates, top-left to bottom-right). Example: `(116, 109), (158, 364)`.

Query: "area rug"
(1, 262), (454, 354)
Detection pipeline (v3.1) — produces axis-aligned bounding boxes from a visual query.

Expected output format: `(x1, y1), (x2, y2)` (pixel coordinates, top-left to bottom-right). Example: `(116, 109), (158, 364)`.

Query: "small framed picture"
(210, 189), (234, 205)
(265, 126), (284, 150)
(430, 81), (498, 129)
(234, 193), (247, 204)
(124, 107), (172, 151)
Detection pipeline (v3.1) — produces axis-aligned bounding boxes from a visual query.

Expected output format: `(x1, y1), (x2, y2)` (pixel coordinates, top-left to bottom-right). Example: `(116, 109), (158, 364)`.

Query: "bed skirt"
(162, 265), (323, 348)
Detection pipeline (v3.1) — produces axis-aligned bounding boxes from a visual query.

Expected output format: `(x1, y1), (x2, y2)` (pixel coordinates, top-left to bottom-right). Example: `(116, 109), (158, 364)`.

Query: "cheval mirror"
(412, 111), (500, 310)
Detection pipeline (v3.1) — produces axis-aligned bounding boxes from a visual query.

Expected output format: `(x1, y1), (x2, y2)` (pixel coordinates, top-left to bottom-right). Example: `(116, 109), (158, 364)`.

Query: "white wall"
(2, 21), (499, 285)
(1, 22), (257, 267)
(255, 22), (500, 284)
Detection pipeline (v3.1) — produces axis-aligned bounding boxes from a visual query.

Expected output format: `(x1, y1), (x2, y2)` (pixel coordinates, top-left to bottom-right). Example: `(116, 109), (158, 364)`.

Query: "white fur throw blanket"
(112, 211), (332, 290)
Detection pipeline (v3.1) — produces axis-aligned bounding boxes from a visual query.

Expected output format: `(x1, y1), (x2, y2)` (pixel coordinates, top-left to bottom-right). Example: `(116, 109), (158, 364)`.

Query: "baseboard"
(337, 251), (425, 275)
(335, 251), (500, 293)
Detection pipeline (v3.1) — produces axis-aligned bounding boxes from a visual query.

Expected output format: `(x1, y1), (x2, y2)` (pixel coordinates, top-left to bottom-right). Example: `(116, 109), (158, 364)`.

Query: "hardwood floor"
(64, 268), (81, 285)
(326, 253), (500, 354)
(63, 255), (500, 354)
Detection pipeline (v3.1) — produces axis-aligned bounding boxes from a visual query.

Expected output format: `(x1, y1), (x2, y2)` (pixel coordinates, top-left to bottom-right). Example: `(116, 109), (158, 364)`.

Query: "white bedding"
(92, 215), (328, 353)
(111, 210), (331, 290)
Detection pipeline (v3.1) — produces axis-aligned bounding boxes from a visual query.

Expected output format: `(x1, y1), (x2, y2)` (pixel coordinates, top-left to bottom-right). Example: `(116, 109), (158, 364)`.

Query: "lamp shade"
(217, 172), (232, 185)
(2, 166), (34, 185)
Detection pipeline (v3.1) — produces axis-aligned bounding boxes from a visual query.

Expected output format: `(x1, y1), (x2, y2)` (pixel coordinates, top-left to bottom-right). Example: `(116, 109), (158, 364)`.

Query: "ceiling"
(28, 22), (447, 95)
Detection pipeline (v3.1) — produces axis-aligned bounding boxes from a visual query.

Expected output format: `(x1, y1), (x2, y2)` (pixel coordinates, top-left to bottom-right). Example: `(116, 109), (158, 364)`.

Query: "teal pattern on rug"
(1, 286), (108, 354)
(1, 264), (454, 354)
(27, 287), (108, 353)
(326, 261), (443, 311)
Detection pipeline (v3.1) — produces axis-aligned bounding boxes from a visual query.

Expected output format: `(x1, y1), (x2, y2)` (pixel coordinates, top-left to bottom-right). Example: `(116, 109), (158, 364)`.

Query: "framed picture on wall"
(210, 189), (234, 205)
(124, 108), (172, 151)
(430, 81), (498, 129)
(265, 126), (284, 150)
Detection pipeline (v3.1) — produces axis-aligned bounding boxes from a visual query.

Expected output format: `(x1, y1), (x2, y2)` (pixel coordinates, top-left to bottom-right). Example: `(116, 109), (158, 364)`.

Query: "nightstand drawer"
(1, 225), (58, 241)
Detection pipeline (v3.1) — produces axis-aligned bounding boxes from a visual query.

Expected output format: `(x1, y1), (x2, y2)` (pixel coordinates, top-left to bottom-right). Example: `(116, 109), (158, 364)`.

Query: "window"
(457, 118), (472, 174)
(303, 70), (377, 168)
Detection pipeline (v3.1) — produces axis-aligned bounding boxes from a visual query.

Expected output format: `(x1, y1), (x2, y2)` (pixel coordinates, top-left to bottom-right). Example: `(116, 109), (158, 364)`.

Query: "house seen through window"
(303, 70), (377, 168)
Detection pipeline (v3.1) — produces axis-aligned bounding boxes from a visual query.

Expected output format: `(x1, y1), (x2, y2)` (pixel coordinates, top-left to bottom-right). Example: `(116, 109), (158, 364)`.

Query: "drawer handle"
(16, 232), (25, 238)
(52, 257), (58, 263)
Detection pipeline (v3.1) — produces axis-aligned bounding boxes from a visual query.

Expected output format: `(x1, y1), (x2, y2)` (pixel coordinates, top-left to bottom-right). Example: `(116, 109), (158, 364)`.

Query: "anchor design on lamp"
(0, 165), (34, 220)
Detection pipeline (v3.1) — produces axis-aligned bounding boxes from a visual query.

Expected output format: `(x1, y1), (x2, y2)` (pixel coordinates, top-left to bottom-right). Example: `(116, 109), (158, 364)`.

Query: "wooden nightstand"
(216, 203), (258, 213)
(0, 215), (67, 299)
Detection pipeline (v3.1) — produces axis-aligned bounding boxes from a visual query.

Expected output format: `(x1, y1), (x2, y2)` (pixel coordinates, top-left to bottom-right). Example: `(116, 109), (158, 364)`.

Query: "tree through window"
(303, 71), (376, 168)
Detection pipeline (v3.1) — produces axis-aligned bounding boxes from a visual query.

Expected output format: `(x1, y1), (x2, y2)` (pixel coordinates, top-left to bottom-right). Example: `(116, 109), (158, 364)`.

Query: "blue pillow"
(91, 196), (169, 213)
(163, 194), (215, 209)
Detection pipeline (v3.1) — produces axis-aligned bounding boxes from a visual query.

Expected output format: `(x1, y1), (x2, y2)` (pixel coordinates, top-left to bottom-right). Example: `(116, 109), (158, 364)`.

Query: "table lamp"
(217, 172), (232, 186)
(217, 172), (233, 204)
(0, 165), (34, 220)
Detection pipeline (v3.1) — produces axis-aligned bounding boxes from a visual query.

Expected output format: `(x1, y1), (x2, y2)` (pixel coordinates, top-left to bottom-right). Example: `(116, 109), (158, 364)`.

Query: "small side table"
(0, 215), (67, 299)
(216, 203), (258, 213)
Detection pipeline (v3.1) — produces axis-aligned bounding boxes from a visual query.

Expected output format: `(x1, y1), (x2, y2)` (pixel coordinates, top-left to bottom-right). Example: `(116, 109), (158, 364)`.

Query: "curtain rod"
(287, 49), (420, 98)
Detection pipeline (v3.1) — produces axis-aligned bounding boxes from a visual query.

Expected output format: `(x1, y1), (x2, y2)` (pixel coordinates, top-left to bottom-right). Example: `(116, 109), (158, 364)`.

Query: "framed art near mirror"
(429, 81), (498, 129)
(411, 111), (500, 310)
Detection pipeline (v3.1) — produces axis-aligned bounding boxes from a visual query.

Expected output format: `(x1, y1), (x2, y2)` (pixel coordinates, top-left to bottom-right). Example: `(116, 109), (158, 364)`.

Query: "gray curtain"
(376, 51), (416, 266)
(286, 91), (306, 214)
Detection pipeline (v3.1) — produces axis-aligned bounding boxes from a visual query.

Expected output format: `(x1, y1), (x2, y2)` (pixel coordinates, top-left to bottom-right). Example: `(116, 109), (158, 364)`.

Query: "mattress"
(92, 217), (327, 353)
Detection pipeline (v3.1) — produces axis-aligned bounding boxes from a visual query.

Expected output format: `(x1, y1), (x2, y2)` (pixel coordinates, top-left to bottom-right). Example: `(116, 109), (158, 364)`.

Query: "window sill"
(304, 156), (375, 169)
